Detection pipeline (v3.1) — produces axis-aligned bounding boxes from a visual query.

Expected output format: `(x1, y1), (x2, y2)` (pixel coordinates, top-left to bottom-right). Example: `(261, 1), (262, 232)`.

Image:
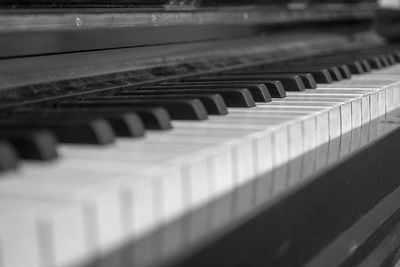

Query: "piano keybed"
(1, 45), (400, 267)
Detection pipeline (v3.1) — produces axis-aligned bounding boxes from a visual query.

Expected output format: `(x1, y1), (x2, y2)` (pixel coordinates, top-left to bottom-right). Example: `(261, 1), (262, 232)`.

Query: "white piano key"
(231, 139), (256, 217)
(394, 83), (400, 110)
(369, 92), (379, 120)
(212, 149), (234, 196)
(361, 95), (371, 124)
(181, 157), (210, 210)
(0, 196), (88, 267)
(208, 149), (234, 230)
(252, 131), (273, 175)
(287, 122), (303, 187)
(351, 98), (362, 129)
(376, 89), (386, 118)
(302, 117), (317, 179)
(0, 197), (42, 267)
(271, 127), (289, 195)
(329, 107), (342, 139)
(253, 132), (274, 205)
(316, 111), (330, 145)
(288, 122), (304, 160)
(0, 175), (124, 253)
(340, 102), (353, 134)
(0, 162), (178, 266)
(35, 203), (87, 267)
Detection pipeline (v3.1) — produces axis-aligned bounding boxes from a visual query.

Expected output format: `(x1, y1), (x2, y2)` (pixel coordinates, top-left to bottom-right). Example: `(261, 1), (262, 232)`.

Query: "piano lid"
(0, 0), (378, 59)
(0, 0), (378, 8)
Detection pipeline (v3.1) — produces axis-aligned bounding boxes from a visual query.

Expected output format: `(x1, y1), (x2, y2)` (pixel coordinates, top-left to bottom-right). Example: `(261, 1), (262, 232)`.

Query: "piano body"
(1, 0), (400, 266)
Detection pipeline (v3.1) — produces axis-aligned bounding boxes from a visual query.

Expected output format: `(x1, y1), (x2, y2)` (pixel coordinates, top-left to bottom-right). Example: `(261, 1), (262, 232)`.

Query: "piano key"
(198, 74), (306, 91)
(144, 83), (272, 102)
(48, 142), (236, 265)
(378, 55), (390, 66)
(0, 141), (19, 172)
(0, 118), (115, 145)
(117, 92), (228, 115)
(359, 59), (372, 72)
(0, 160), (185, 267)
(67, 98), (209, 120)
(0, 196), (88, 267)
(0, 129), (58, 161)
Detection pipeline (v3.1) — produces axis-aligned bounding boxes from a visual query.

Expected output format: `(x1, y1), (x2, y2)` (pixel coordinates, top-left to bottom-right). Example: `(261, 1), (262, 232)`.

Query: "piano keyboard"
(1, 47), (400, 267)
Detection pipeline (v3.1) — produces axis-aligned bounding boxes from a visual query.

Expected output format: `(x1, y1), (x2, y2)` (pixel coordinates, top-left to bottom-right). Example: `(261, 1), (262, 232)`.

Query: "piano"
(1, 0), (400, 266)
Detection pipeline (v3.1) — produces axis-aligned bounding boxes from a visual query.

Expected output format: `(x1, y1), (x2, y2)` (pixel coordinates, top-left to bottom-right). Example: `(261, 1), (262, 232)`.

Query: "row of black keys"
(0, 46), (398, 172)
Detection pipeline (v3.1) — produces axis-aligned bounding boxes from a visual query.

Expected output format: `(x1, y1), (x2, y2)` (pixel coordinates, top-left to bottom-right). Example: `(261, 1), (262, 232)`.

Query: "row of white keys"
(0, 127), (260, 267)
(2, 66), (400, 267)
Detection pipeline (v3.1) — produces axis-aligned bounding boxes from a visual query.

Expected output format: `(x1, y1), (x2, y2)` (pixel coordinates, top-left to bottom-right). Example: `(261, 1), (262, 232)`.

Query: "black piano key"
(207, 74), (306, 91)
(0, 118), (115, 145)
(117, 92), (228, 115)
(366, 56), (383, 69)
(344, 61), (366, 74)
(379, 55), (390, 66)
(155, 82), (272, 102)
(386, 54), (397, 65)
(73, 98), (209, 120)
(359, 59), (372, 72)
(0, 141), (18, 171)
(0, 130), (58, 160)
(134, 87), (256, 107)
(390, 50), (400, 62)
(57, 105), (172, 130)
